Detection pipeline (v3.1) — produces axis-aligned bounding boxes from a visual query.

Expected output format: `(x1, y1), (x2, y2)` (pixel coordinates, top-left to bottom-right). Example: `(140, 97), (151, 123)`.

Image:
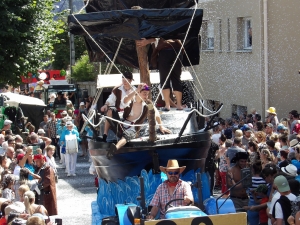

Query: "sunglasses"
(167, 171), (179, 175)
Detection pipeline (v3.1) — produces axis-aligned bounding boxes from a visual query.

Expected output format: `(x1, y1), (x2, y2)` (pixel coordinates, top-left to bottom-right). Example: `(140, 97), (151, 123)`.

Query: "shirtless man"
(107, 84), (171, 159)
(227, 151), (249, 210)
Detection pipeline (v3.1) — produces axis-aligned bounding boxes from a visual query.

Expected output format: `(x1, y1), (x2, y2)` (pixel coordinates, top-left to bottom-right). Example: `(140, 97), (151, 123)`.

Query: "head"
(61, 111), (67, 118)
(233, 137), (242, 147)
(219, 134), (227, 145)
(265, 123), (273, 135)
(66, 121), (74, 130)
(50, 112), (56, 120)
(234, 129), (243, 138)
(33, 154), (46, 168)
(8, 137), (16, 148)
(231, 152), (248, 168)
(289, 110), (299, 120)
(26, 216), (45, 225)
(254, 114), (261, 122)
(256, 121), (264, 131)
(29, 133), (39, 144)
(43, 115), (48, 122)
(79, 102), (85, 109)
(274, 175), (290, 193)
(278, 134), (288, 146)
(45, 145), (55, 157)
(2, 174), (15, 189)
(37, 129), (45, 136)
(18, 184), (30, 202)
(266, 139), (275, 150)
(160, 159), (186, 183)
(260, 148), (273, 161)
(248, 141), (258, 152)
(260, 164), (277, 183)
(139, 84), (150, 101)
(252, 161), (263, 175)
(15, 135), (23, 144)
(266, 107), (277, 116)
(256, 131), (266, 143)
(6, 146), (15, 159)
(277, 124), (288, 134)
(3, 119), (12, 129)
(121, 72), (133, 90)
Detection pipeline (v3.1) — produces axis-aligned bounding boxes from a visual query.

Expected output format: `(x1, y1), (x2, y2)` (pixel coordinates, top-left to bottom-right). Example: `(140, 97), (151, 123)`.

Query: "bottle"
(134, 218), (141, 225)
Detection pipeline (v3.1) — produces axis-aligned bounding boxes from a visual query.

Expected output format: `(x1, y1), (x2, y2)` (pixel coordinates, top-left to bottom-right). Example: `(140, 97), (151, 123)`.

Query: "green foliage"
(52, 22), (86, 70)
(0, 0), (65, 85)
(72, 52), (97, 82)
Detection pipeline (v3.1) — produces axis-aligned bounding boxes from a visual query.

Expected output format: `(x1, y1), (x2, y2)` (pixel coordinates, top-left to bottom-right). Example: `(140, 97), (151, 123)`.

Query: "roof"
(1, 92), (46, 107)
(97, 71), (193, 88)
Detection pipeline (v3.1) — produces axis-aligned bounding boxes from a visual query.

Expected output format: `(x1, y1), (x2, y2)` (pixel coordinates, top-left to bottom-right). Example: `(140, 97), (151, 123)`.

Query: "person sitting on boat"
(147, 159), (194, 219)
(100, 72), (135, 142)
(227, 151), (249, 210)
(106, 84), (171, 159)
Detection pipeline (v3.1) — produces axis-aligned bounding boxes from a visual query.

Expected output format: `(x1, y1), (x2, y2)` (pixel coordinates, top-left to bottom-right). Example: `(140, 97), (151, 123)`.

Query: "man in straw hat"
(147, 159), (193, 219)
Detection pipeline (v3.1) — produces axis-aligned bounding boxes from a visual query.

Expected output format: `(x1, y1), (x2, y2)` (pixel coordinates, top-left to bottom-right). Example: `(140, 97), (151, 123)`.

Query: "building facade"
(193, 0), (300, 120)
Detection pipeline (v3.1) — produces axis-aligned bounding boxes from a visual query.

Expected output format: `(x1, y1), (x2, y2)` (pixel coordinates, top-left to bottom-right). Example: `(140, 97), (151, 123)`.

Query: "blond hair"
(45, 145), (56, 153)
(235, 129), (243, 138)
(24, 191), (35, 215)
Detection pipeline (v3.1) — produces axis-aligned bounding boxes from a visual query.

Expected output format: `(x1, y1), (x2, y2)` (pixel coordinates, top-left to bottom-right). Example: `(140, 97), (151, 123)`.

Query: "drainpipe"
(263, 0), (269, 113)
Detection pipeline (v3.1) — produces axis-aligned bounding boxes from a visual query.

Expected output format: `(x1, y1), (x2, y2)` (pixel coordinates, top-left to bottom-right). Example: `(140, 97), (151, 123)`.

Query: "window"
(227, 18), (231, 51)
(237, 17), (252, 50)
(201, 20), (214, 50)
(232, 104), (247, 119)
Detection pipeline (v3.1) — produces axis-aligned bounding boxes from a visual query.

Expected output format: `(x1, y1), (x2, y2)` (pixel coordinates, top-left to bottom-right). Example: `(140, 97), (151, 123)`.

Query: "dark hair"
(256, 121), (264, 131)
(233, 137), (242, 145)
(280, 150), (288, 159)
(279, 134), (288, 143)
(248, 141), (258, 152)
(266, 140), (275, 149)
(219, 134), (227, 142)
(252, 161), (262, 174)
(260, 163), (277, 178)
(0, 201), (11, 217)
(5, 130), (12, 136)
(255, 114), (262, 121)
(289, 179), (300, 196)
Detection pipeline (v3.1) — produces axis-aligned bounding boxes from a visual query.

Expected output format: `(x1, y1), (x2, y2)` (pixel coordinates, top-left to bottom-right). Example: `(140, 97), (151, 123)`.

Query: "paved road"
(56, 153), (97, 224)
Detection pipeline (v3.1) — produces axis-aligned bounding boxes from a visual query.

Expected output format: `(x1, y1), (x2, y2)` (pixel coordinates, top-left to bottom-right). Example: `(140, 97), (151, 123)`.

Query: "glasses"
(167, 171), (179, 175)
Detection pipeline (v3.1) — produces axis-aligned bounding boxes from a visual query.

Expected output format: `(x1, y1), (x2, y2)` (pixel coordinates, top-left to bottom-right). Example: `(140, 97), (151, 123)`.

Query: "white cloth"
(45, 155), (57, 174)
(13, 165), (21, 179)
(268, 191), (280, 225)
(211, 133), (221, 145)
(65, 153), (77, 175)
(106, 85), (135, 109)
(274, 193), (296, 225)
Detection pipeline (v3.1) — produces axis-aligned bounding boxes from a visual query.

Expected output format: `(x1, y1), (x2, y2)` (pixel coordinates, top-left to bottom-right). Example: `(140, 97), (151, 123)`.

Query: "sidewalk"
(56, 152), (97, 224)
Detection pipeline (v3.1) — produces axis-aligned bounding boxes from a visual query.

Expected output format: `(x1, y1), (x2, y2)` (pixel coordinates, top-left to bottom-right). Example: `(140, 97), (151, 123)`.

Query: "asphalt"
(56, 151), (97, 224)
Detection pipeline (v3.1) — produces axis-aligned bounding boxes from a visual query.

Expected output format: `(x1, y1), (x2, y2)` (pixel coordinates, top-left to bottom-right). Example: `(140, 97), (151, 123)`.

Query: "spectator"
(24, 190), (48, 216)
(29, 133), (51, 152)
(225, 137), (245, 168)
(46, 113), (59, 160)
(260, 148), (275, 169)
(227, 152), (249, 210)
(266, 107), (279, 131)
(39, 115), (49, 138)
(1, 120), (13, 135)
(216, 136), (230, 194)
(265, 123), (274, 141)
(289, 110), (299, 134)
(2, 174), (15, 201)
(248, 141), (260, 165)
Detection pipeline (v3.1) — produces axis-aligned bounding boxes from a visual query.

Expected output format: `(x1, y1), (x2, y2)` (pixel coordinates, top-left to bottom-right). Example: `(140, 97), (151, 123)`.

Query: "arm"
(154, 106), (171, 134)
(39, 136), (51, 146)
(20, 147), (33, 168)
(136, 38), (156, 47)
(183, 182), (194, 205)
(147, 206), (159, 220)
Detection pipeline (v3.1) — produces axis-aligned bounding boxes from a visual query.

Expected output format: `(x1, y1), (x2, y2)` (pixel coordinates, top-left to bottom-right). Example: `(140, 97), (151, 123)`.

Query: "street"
(56, 153), (97, 224)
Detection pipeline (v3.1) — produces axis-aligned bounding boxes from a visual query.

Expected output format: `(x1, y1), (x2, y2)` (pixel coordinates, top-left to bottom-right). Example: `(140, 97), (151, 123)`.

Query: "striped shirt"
(150, 180), (193, 219)
(248, 176), (267, 200)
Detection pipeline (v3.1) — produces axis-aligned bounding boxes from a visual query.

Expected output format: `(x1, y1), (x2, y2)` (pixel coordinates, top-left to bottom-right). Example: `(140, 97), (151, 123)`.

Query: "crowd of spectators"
(205, 107), (300, 225)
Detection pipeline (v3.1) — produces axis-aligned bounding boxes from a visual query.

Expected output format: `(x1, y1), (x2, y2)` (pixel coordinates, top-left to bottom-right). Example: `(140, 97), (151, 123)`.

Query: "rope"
(78, 0), (89, 14)
(153, 0), (198, 106)
(71, 15), (147, 104)
(81, 106), (223, 129)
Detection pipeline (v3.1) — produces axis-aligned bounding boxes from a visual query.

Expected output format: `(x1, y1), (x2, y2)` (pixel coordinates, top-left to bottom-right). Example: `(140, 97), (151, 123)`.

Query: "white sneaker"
(71, 174), (76, 176)
(67, 174), (71, 177)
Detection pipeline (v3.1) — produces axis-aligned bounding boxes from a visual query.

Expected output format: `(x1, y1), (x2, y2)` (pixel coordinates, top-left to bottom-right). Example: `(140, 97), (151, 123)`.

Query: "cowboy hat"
(266, 107), (276, 115)
(160, 159), (186, 174)
(281, 164), (298, 177)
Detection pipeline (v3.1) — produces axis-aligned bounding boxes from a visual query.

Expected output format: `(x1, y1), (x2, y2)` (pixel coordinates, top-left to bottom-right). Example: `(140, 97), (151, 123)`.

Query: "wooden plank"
(145, 213), (247, 225)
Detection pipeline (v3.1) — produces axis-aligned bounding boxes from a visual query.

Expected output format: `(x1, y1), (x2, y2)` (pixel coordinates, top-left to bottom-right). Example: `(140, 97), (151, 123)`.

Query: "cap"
(67, 100), (72, 105)
(240, 124), (251, 132)
(61, 110), (67, 115)
(80, 102), (85, 106)
(66, 121), (74, 126)
(274, 175), (290, 192)
(17, 153), (25, 161)
(123, 71), (134, 80)
(277, 124), (288, 131)
(141, 84), (150, 92)
(50, 93), (56, 99)
(266, 123), (273, 128)
(37, 129), (45, 134)
(4, 119), (12, 125)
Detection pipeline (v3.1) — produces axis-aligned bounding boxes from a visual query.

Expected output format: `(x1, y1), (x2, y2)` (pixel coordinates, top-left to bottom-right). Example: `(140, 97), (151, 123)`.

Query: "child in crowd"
(253, 184), (269, 225)
(45, 145), (57, 175)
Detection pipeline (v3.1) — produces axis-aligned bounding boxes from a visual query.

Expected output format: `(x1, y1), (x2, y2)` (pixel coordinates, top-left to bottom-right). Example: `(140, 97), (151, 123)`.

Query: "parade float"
(68, 0), (247, 224)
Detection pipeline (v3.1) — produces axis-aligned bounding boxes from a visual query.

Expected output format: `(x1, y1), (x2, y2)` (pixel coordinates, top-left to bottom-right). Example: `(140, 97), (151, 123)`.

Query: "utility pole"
(69, 0), (75, 77)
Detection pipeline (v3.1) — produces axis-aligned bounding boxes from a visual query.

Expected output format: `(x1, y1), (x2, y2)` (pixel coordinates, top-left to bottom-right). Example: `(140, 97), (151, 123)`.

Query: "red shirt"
(259, 197), (269, 223)
(0, 217), (7, 225)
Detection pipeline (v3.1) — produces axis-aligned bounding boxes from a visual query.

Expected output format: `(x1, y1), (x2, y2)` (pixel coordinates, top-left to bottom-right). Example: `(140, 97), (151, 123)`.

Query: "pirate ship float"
(66, 1), (244, 224)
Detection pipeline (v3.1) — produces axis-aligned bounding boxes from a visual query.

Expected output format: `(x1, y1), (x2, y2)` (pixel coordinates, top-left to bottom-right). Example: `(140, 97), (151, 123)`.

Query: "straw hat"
(289, 139), (299, 148)
(37, 80), (44, 85)
(266, 107), (276, 115)
(281, 164), (298, 177)
(160, 159), (186, 174)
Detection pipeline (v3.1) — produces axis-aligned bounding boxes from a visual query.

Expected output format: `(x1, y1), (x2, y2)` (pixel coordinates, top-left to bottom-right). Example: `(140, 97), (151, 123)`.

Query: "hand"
(136, 38), (150, 47)
(159, 126), (172, 134)
(243, 206), (250, 211)
(183, 196), (192, 204)
(137, 83), (146, 92)
(147, 214), (154, 220)
(101, 104), (108, 112)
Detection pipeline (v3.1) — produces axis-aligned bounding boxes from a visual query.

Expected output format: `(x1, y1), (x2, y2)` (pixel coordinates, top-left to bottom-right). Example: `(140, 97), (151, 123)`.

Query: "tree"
(0, 0), (64, 85)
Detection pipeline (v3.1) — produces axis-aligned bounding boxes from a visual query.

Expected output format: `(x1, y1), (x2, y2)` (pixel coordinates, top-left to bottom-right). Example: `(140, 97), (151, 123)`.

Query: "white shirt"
(106, 85), (135, 110)
(45, 155), (57, 174)
(274, 193), (296, 225)
(212, 133), (221, 145)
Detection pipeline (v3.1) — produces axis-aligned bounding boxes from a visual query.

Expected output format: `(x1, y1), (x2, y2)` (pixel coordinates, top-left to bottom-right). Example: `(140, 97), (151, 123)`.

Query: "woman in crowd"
(45, 145), (57, 175)
(248, 141), (260, 165)
(260, 148), (275, 169)
(216, 135), (229, 194)
(256, 131), (267, 150)
(1, 174), (15, 201)
(19, 147), (35, 180)
(24, 191), (48, 216)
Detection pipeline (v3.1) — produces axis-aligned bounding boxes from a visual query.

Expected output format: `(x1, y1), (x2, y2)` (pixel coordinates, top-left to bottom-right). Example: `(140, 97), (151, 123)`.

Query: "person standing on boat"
(136, 38), (185, 111)
(147, 159), (193, 219)
(100, 72), (135, 142)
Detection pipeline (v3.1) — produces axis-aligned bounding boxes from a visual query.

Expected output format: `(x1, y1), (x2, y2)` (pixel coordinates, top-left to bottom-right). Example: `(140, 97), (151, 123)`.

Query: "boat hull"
(89, 131), (211, 182)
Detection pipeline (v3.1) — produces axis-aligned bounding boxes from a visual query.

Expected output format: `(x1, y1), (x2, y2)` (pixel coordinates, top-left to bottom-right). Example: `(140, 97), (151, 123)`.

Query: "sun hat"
(37, 129), (45, 134)
(274, 175), (290, 192)
(66, 121), (74, 127)
(266, 107), (277, 115)
(289, 139), (299, 148)
(80, 102), (85, 106)
(61, 110), (67, 115)
(281, 164), (298, 176)
(160, 159), (186, 174)
(4, 119), (12, 125)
